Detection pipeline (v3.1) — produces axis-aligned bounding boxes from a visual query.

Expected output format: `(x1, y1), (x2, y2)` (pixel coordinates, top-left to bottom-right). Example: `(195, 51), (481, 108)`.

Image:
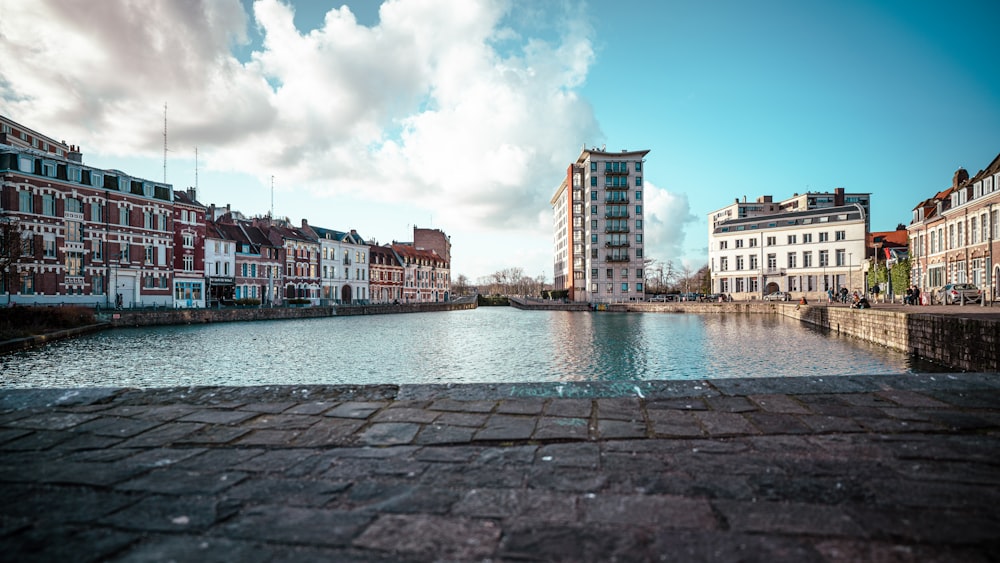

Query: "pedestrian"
(872, 283), (880, 303)
(912, 285), (921, 306)
(904, 286), (913, 305)
(827, 288), (834, 303)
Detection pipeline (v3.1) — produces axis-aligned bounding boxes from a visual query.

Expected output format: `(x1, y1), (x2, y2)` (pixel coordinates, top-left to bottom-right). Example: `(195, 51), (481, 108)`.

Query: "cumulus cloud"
(642, 180), (698, 266)
(0, 0), (600, 236)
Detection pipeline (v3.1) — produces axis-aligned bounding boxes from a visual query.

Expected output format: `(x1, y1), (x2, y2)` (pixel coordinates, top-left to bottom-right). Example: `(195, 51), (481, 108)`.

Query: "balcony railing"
(605, 212), (630, 219)
(603, 169), (630, 176)
(606, 255), (630, 262)
(764, 267), (786, 275)
(605, 227), (630, 233)
(604, 241), (630, 248)
(604, 184), (630, 191)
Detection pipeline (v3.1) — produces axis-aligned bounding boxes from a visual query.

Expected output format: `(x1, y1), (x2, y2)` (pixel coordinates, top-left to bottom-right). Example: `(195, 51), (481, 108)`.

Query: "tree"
(453, 274), (471, 296)
(0, 218), (23, 296)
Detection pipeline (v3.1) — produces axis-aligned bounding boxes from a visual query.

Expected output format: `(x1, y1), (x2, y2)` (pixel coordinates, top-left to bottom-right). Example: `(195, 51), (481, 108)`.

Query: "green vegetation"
(234, 298), (262, 307)
(0, 306), (97, 341)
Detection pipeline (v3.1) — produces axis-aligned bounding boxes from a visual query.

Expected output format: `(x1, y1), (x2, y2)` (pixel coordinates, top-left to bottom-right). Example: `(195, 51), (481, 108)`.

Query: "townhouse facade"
(908, 153), (1000, 301)
(391, 243), (449, 303)
(708, 189), (869, 300)
(304, 223), (370, 304)
(369, 244), (404, 303)
(1, 113), (454, 309)
(552, 147), (649, 303)
(1, 115), (175, 308)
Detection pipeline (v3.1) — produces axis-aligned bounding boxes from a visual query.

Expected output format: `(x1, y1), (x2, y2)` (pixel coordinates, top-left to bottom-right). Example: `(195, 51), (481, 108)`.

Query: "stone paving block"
(100, 494), (234, 533)
(2, 525), (138, 563)
(120, 447), (206, 469)
(116, 535), (274, 563)
(496, 398), (546, 415)
(427, 398), (496, 413)
(327, 445), (421, 459)
(172, 448), (265, 471)
(855, 416), (942, 433)
(230, 449), (323, 474)
(67, 414), (163, 439)
(4, 412), (99, 430)
(704, 396), (758, 413)
(527, 467), (607, 492)
(238, 402), (297, 414)
(648, 409), (704, 437)
(370, 408), (439, 424)
(533, 416), (590, 440)
(453, 488), (579, 522)
(224, 477), (350, 507)
(102, 404), (199, 421)
(0, 428), (31, 445)
(476, 444), (538, 466)
(413, 445), (481, 463)
(421, 464), (526, 489)
(498, 524), (651, 562)
(744, 412), (813, 434)
(747, 474), (875, 504)
(845, 505), (1000, 545)
(627, 470), (755, 501)
(647, 531), (822, 562)
(179, 409), (260, 425)
(692, 411), (759, 436)
(283, 401), (338, 415)
(368, 485), (461, 515)
(413, 424), (476, 445)
(12, 430), (121, 452)
(646, 398), (709, 411)
(580, 494), (718, 529)
(543, 399), (593, 418)
(876, 389), (951, 408)
(234, 429), (303, 446)
(747, 394), (811, 414)
(19, 460), (150, 487)
(814, 539), (992, 563)
(324, 401), (386, 419)
(596, 397), (643, 421)
(353, 514), (501, 560)
(290, 418), (366, 447)
(716, 500), (864, 537)
(474, 415), (537, 441)
(242, 414), (320, 430)
(172, 425), (252, 445)
(597, 419), (647, 439)
(537, 442), (600, 468)
(798, 415), (865, 433)
(116, 468), (247, 495)
(926, 411), (996, 431)
(219, 505), (372, 547)
(432, 411), (488, 427)
(358, 423), (421, 446)
(116, 422), (206, 448)
(3, 486), (140, 525)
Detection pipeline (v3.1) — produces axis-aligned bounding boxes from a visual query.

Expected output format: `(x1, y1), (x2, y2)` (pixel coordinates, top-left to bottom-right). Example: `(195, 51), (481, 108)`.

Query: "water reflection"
(0, 308), (942, 388)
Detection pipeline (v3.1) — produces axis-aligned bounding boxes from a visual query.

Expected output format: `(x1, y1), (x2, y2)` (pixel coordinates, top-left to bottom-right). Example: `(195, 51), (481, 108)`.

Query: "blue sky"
(1, 0), (997, 282)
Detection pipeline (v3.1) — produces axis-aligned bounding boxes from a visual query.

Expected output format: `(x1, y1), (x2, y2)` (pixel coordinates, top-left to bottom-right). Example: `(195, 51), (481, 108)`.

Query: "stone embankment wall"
(103, 302), (475, 328)
(508, 297), (590, 311)
(618, 301), (998, 372)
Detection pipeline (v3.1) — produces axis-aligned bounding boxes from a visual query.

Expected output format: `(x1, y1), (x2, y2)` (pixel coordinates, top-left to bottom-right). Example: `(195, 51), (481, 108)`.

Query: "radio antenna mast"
(270, 175), (275, 218)
(162, 102), (168, 183)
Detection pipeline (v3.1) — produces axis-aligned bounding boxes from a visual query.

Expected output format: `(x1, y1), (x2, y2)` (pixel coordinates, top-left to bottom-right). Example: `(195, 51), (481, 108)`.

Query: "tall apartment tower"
(551, 147), (650, 303)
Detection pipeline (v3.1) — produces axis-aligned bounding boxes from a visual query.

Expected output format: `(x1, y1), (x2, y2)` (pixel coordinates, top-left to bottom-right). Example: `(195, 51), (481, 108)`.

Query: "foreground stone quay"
(2, 375), (999, 562)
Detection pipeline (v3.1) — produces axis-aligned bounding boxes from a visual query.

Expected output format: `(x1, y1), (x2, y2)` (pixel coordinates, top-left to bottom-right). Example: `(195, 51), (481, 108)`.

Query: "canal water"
(1, 308), (944, 389)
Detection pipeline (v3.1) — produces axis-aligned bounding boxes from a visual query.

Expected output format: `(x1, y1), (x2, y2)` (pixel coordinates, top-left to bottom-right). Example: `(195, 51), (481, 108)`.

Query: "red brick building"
(369, 244), (404, 303)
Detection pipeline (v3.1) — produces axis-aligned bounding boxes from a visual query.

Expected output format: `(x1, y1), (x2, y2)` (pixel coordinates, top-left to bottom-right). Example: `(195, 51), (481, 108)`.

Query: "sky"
(1, 0), (998, 283)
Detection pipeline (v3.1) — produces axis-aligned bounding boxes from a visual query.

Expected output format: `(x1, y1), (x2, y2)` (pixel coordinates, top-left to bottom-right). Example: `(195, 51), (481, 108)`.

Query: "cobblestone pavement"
(1, 374), (999, 562)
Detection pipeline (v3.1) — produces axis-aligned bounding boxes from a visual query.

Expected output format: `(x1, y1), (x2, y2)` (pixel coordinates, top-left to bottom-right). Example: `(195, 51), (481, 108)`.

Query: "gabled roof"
(311, 225), (366, 245)
(869, 230), (908, 247)
(369, 244), (403, 267)
(391, 243), (448, 266)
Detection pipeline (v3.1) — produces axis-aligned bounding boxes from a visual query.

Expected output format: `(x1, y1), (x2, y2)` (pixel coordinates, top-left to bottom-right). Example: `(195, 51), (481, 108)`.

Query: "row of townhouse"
(0, 115), (451, 308)
(708, 188), (871, 301)
(907, 152), (1000, 300)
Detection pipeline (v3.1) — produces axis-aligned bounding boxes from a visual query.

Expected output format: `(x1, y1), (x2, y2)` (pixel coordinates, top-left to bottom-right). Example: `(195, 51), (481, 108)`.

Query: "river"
(1, 308), (946, 389)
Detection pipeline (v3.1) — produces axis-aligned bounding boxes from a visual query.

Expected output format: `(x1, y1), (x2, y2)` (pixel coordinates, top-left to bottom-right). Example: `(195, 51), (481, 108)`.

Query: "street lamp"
(3, 265), (9, 306)
(848, 252), (853, 293)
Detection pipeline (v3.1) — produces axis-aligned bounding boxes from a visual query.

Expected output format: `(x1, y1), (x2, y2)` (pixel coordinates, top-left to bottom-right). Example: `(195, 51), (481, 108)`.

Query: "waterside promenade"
(2, 374), (999, 561)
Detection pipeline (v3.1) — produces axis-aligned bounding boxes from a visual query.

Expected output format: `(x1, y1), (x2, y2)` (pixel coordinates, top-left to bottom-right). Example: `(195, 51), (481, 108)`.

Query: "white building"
(307, 224), (370, 304)
(552, 146), (650, 303)
(708, 203), (868, 301)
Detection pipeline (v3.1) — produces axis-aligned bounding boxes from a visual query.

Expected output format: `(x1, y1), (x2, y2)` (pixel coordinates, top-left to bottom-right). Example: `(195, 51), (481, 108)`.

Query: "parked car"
(763, 291), (791, 302)
(649, 295), (668, 302)
(937, 283), (981, 304)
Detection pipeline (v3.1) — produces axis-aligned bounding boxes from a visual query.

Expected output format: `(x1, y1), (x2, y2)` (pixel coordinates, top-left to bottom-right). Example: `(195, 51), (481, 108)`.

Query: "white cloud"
(0, 0), (602, 277)
(642, 180), (698, 266)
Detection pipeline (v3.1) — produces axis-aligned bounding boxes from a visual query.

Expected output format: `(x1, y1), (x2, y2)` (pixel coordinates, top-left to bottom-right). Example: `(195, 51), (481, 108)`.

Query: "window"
(635, 176), (642, 186)
(835, 230), (846, 241)
(819, 250), (829, 267)
(90, 203), (102, 223)
(635, 162), (641, 172)
(635, 205), (642, 214)
(590, 176), (597, 187)
(749, 255), (758, 269)
(44, 238), (56, 258)
(591, 162), (597, 171)
(788, 253), (797, 268)
(92, 240), (102, 261)
(43, 194), (56, 216)
(145, 245), (154, 264)
(592, 268), (598, 278)
(19, 191), (33, 213)
(65, 198), (82, 214)
(606, 268), (613, 278)
(92, 274), (104, 295)
(787, 235), (797, 244)
(636, 234), (642, 243)
(591, 191), (597, 201)
(736, 256), (744, 270)
(719, 241), (728, 250)
(720, 257), (728, 271)
(803, 233), (812, 243)
(120, 242), (129, 261)
(183, 255), (194, 271)
(621, 283), (629, 292)
(819, 232), (829, 242)
(767, 254), (776, 269)
(749, 238), (757, 247)
(183, 233), (194, 247)
(20, 272), (34, 294)
(66, 220), (83, 243)
(735, 239), (743, 248)
(65, 251), (84, 276)
(635, 220), (642, 230)
(835, 249), (845, 267)
(766, 236), (776, 246)
(119, 207), (129, 226)
(635, 190), (642, 200)
(803, 252), (812, 267)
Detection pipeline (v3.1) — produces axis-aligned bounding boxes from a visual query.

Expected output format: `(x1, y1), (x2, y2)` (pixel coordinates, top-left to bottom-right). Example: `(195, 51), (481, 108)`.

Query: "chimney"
(187, 187), (197, 201)
(301, 218), (309, 229)
(834, 187), (845, 206)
